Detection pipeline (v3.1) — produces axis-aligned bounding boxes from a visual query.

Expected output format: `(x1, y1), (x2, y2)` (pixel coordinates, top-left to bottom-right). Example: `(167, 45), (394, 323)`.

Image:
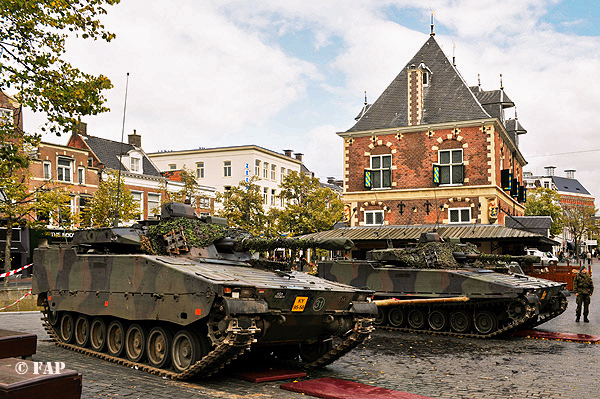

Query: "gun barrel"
(374, 296), (469, 307)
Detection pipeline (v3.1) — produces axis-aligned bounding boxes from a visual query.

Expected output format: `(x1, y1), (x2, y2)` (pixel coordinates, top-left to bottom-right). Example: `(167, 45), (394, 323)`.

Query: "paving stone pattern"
(1, 263), (599, 399)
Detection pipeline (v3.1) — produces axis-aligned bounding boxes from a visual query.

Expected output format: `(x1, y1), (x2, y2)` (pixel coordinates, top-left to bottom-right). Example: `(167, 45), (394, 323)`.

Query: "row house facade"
(341, 34), (527, 229)
(524, 167), (596, 253)
(148, 146), (305, 211)
(67, 126), (217, 220)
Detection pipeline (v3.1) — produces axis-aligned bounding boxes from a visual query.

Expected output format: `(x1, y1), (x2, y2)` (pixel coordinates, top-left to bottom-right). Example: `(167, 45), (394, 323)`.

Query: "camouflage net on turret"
(143, 218), (228, 255)
(378, 242), (513, 270)
(142, 217), (353, 256)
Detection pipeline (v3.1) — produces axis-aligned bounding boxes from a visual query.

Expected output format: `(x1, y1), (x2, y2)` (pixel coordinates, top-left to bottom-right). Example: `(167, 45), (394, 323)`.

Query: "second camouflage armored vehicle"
(319, 232), (568, 338)
(33, 203), (376, 379)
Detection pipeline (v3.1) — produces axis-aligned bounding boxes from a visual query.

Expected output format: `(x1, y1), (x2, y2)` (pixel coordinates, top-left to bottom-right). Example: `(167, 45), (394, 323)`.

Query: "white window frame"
(130, 157), (141, 173)
(147, 193), (161, 216)
(196, 162), (204, 179)
(57, 157), (73, 182)
(422, 71), (429, 86)
(438, 149), (463, 185)
(168, 164), (177, 170)
(263, 162), (269, 178)
(131, 191), (143, 218)
(263, 187), (268, 204)
(77, 166), (85, 185)
(364, 210), (385, 226)
(280, 167), (285, 182)
(270, 189), (276, 206)
(223, 160), (232, 177)
(255, 160), (261, 176)
(369, 154), (392, 189)
(43, 161), (51, 180)
(271, 164), (276, 180)
(449, 207), (471, 224)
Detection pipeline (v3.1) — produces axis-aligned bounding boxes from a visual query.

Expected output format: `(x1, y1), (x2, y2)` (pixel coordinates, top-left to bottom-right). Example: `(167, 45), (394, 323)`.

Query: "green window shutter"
(433, 164), (440, 184)
(364, 169), (372, 189)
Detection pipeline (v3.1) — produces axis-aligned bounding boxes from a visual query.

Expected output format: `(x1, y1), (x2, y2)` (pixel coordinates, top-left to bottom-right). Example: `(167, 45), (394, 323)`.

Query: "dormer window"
(423, 71), (429, 86)
(130, 157), (141, 173)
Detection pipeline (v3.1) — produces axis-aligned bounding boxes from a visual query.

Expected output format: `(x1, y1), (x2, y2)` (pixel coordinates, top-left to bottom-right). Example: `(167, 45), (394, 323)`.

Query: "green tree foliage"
(563, 205), (599, 259)
(524, 187), (564, 236)
(0, 173), (72, 286)
(215, 176), (272, 237)
(0, 1), (118, 281)
(78, 170), (140, 227)
(276, 171), (343, 236)
(0, 0), (118, 135)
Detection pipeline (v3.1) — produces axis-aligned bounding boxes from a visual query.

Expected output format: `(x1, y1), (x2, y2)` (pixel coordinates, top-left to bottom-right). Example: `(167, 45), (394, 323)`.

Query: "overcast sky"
(24, 0), (600, 201)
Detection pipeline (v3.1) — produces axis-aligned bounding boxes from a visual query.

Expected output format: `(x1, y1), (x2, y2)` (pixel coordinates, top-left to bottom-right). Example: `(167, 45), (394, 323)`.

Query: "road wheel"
(125, 324), (148, 363)
(59, 312), (75, 343)
(388, 308), (405, 327)
(407, 309), (426, 329)
(172, 329), (208, 373)
(90, 317), (107, 352)
(474, 311), (498, 335)
(47, 309), (60, 326)
(147, 326), (172, 368)
(450, 310), (472, 334)
(74, 315), (90, 348)
(428, 310), (448, 332)
(374, 307), (386, 326)
(299, 340), (333, 363)
(107, 320), (127, 357)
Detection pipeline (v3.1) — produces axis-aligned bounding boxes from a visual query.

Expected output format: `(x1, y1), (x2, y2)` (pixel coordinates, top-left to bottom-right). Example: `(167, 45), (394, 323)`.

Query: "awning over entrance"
(300, 224), (558, 247)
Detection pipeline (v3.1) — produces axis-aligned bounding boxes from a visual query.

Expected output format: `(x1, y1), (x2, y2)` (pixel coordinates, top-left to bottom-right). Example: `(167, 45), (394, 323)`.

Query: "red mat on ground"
(512, 329), (600, 343)
(232, 368), (306, 383)
(280, 377), (435, 399)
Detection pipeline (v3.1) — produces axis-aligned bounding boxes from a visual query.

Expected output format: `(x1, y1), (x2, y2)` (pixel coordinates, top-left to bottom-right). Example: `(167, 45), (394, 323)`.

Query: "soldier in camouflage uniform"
(574, 265), (594, 322)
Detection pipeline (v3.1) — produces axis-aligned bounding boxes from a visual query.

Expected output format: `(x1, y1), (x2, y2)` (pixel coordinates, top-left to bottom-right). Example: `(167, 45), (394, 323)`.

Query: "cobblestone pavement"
(1, 264), (598, 399)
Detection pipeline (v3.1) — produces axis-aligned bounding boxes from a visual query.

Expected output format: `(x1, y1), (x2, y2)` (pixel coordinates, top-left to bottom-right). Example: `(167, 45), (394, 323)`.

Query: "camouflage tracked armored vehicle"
(318, 232), (568, 338)
(33, 203), (376, 379)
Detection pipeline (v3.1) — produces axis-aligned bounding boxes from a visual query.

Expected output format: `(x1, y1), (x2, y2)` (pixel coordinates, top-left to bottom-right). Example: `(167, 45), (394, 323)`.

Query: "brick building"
(341, 34), (527, 230)
(67, 125), (216, 221)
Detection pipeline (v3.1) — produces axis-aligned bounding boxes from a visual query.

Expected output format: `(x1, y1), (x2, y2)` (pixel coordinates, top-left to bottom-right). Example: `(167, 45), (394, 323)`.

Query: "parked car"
(526, 248), (558, 264)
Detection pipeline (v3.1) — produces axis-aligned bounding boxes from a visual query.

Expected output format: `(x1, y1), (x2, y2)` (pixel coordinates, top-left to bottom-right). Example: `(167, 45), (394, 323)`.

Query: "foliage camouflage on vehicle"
(32, 203), (376, 379)
(318, 232), (568, 338)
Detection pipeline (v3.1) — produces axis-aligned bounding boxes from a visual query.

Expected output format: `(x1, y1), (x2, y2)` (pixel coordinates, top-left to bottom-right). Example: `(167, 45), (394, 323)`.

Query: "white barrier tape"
(0, 263), (32, 279)
(0, 289), (32, 311)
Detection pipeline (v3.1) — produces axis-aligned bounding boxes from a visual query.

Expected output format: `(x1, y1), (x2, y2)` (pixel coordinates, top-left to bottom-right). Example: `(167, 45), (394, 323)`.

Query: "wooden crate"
(0, 330), (36, 360)
(0, 358), (81, 399)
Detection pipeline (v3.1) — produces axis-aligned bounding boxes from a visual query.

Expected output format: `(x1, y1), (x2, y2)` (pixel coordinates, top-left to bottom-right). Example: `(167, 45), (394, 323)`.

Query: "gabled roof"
(552, 176), (591, 195)
(79, 135), (162, 177)
(347, 36), (490, 132)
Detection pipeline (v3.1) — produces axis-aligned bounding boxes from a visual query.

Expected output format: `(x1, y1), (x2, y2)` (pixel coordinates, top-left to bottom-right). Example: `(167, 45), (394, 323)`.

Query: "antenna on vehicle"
(114, 72), (130, 227)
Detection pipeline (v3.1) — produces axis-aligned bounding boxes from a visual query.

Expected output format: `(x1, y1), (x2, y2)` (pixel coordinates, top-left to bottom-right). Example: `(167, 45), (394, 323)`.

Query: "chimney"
(565, 169), (576, 179)
(128, 129), (141, 147)
(407, 64), (424, 126)
(75, 122), (87, 136)
(294, 153), (303, 162)
(544, 166), (556, 176)
(327, 177), (335, 184)
(283, 149), (293, 157)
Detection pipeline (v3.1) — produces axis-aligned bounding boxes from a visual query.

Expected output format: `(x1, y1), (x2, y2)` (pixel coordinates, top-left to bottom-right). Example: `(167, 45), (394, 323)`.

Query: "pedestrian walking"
(574, 265), (594, 322)
(587, 251), (592, 265)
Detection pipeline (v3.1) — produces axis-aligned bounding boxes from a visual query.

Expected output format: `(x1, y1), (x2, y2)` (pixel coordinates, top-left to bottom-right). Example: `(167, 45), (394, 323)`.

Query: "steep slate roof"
(552, 176), (591, 195)
(82, 135), (162, 177)
(347, 36), (490, 132)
